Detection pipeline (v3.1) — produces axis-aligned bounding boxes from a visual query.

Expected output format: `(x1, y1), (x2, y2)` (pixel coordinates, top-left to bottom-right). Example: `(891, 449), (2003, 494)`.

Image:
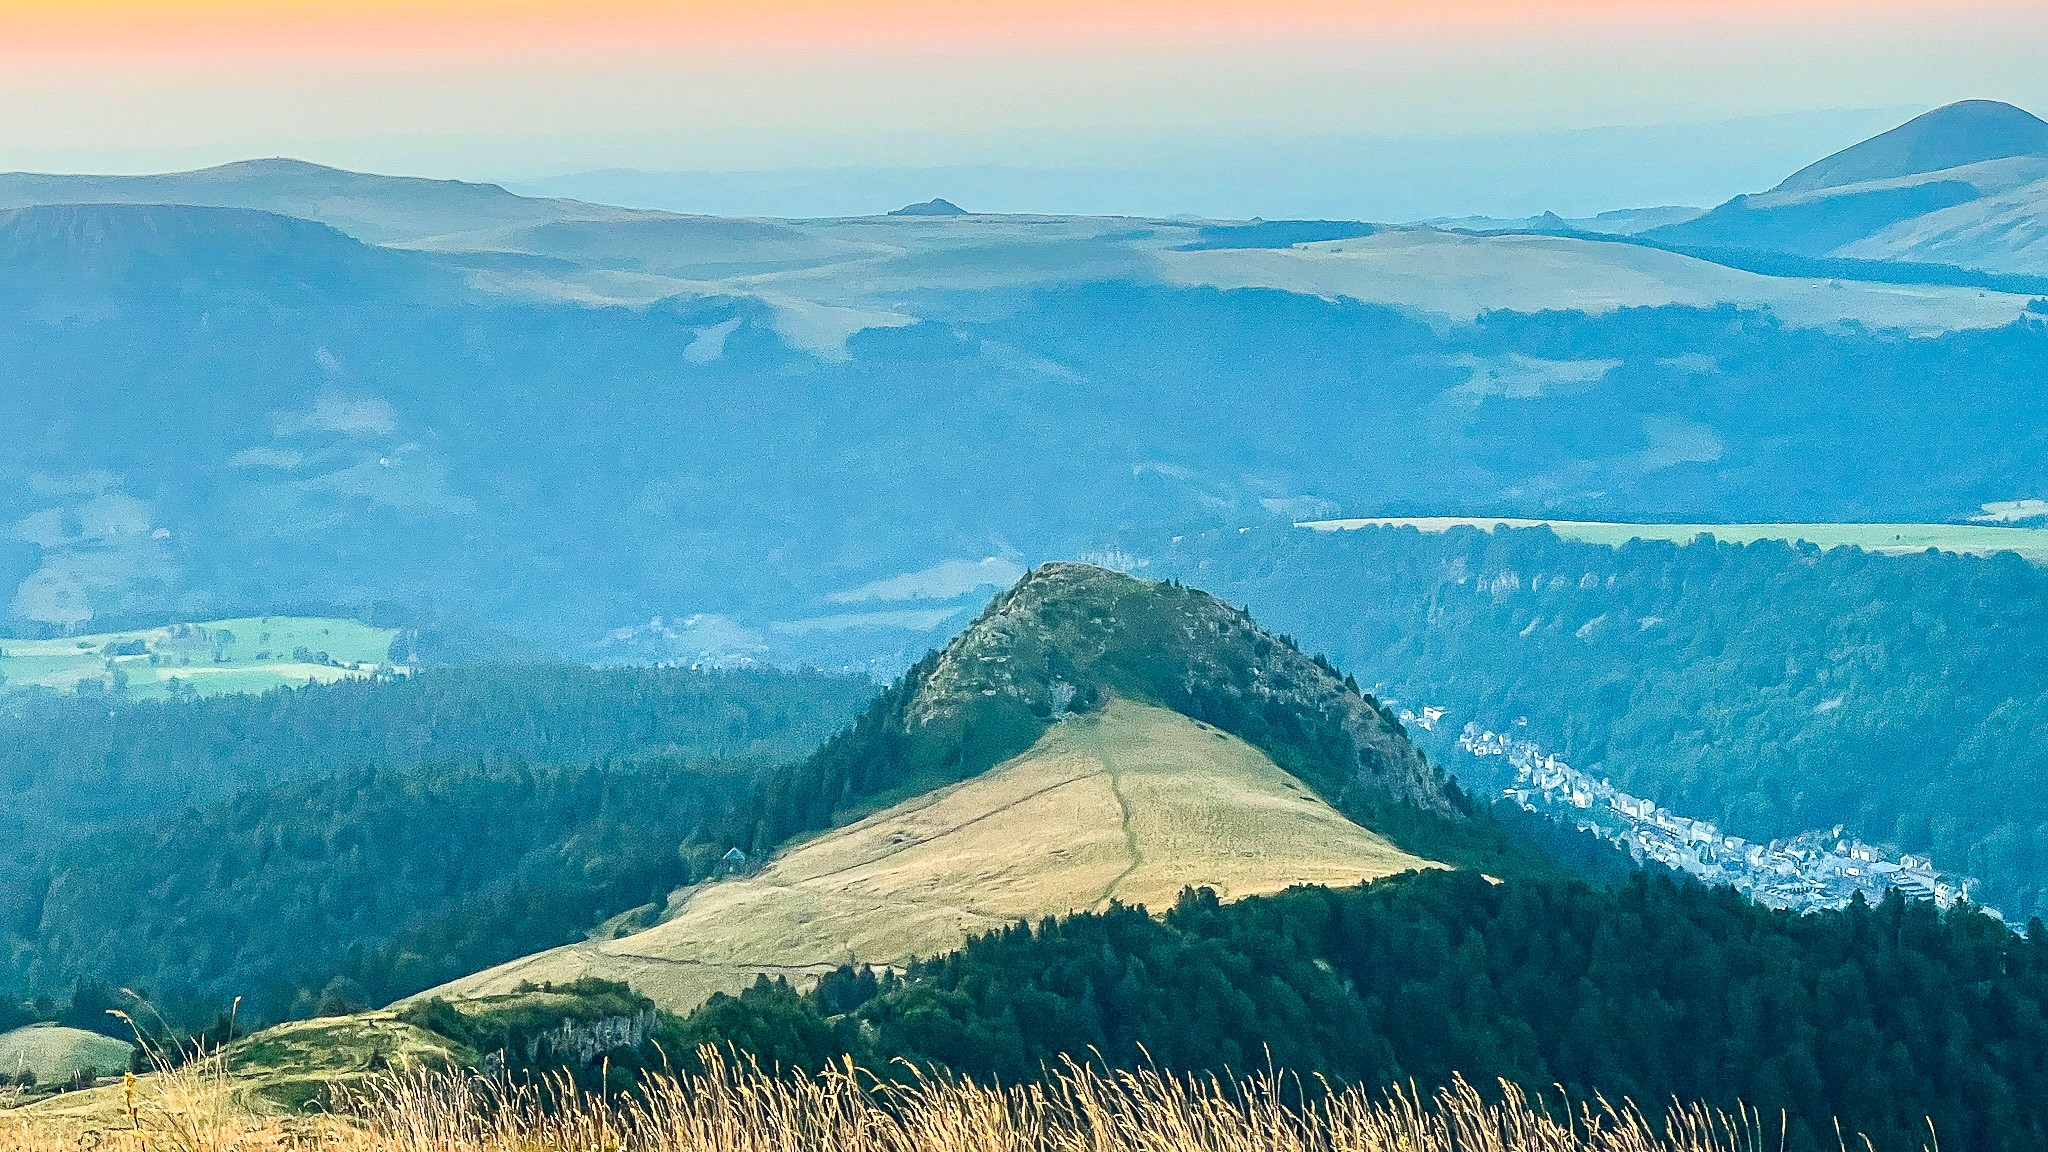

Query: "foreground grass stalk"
(337, 1050), (1836, 1152)
(7, 1049), (1906, 1151)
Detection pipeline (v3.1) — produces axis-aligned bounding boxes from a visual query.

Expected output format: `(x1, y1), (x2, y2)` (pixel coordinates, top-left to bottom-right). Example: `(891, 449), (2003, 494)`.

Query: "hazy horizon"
(500, 107), (1931, 221)
(3, 0), (2044, 220)
(0, 106), (1953, 222)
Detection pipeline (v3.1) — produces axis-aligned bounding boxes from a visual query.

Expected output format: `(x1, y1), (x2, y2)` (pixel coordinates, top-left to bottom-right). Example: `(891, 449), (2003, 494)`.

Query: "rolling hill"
(0, 202), (448, 299)
(1157, 226), (2034, 333)
(0, 1025), (131, 1084)
(416, 563), (1455, 1012)
(0, 158), (656, 246)
(1772, 100), (2048, 194)
(1642, 100), (2048, 276)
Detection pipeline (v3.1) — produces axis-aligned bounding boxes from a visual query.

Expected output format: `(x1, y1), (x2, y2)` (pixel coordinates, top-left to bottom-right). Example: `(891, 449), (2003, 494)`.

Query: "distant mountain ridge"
(0, 157), (658, 245)
(1, 152), (2046, 666)
(1773, 100), (2048, 194)
(1641, 100), (2048, 276)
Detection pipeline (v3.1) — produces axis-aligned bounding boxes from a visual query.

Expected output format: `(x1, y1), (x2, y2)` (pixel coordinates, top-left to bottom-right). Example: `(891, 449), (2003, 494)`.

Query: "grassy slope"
(430, 209), (2037, 336)
(4, 983), (651, 1125)
(0, 1026), (132, 1081)
(216, 1014), (467, 1112)
(1303, 516), (2048, 565)
(0, 617), (398, 699)
(423, 699), (1441, 1012)
(5, 1013), (465, 1127)
(1154, 230), (2041, 334)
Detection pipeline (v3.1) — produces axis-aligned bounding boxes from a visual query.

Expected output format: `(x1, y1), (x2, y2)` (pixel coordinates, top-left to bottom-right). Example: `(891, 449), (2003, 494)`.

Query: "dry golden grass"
(6, 1048), (1795, 1152)
(425, 700), (1440, 1013)
(4, 1049), (351, 1152)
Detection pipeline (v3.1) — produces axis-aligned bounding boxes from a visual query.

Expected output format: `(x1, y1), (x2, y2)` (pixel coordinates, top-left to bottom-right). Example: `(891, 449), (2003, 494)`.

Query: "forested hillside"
(0, 565), (1623, 1035)
(21, 759), (751, 1023)
(1157, 523), (2048, 920)
(0, 665), (873, 1021)
(421, 564), (1599, 1015)
(0, 663), (871, 849)
(669, 871), (2047, 1152)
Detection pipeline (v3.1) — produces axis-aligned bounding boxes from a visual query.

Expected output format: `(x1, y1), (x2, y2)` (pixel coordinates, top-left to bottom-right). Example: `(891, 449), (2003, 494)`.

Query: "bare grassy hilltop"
(428, 697), (1439, 1010)
(421, 563), (1450, 1011)
(0, 1024), (131, 1086)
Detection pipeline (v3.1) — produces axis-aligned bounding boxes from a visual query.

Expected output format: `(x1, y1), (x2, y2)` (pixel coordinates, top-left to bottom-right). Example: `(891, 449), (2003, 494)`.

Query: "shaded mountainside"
(669, 873), (2046, 1152)
(0, 203), (450, 297)
(1642, 101), (2048, 275)
(0, 665), (873, 1018)
(0, 663), (871, 862)
(1773, 100), (2048, 194)
(0, 158), (653, 246)
(1153, 521), (2048, 921)
(22, 757), (751, 1016)
(1645, 181), (1984, 259)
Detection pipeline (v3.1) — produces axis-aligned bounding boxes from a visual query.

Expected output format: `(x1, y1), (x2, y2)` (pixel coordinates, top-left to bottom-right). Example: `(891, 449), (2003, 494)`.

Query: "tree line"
(1162, 523), (2048, 922)
(0, 664), (874, 1032)
(668, 870), (2048, 1152)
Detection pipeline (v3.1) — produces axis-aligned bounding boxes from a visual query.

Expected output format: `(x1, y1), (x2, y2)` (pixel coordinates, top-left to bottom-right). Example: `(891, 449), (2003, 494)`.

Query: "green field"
(1300, 517), (2048, 565)
(0, 616), (402, 700)
(0, 1025), (133, 1083)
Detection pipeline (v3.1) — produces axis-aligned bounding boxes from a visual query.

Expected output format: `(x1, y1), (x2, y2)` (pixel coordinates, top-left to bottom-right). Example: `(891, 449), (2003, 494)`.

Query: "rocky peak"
(902, 563), (1451, 812)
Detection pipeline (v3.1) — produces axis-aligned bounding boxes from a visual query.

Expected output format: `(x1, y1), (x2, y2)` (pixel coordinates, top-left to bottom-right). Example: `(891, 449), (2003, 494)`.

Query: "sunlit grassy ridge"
(425, 699), (1440, 1012)
(0, 1024), (132, 1084)
(4, 1048), (1794, 1152)
(0, 616), (398, 699)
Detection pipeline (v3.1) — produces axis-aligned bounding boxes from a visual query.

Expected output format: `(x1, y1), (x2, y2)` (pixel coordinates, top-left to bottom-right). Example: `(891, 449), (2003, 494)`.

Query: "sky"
(3, 0), (2046, 218)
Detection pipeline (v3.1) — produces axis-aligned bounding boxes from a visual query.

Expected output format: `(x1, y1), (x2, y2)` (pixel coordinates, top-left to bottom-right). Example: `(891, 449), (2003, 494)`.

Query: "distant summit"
(1774, 100), (2048, 194)
(1640, 100), (2048, 276)
(888, 198), (968, 216)
(0, 156), (651, 245)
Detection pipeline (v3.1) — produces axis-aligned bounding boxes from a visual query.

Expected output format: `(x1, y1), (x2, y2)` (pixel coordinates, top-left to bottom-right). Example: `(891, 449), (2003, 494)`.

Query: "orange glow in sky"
(4, 0), (2019, 62)
(3, 0), (2043, 185)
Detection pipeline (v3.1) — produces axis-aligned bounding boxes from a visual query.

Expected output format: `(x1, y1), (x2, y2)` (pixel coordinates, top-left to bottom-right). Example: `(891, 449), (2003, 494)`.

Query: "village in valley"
(1395, 706), (2005, 924)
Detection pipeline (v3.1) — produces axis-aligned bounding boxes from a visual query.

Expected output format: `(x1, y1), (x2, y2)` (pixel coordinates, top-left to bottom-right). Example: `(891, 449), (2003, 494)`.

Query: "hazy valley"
(4, 103), (2048, 675)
